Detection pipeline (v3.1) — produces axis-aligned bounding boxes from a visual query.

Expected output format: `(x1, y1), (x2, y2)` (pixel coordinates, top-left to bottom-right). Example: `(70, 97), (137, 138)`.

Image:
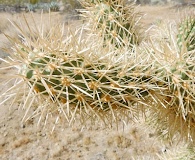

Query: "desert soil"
(0, 5), (194, 160)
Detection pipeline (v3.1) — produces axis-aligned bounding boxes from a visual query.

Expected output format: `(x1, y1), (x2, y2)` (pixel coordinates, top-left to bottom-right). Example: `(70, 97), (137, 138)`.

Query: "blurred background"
(0, 0), (194, 13)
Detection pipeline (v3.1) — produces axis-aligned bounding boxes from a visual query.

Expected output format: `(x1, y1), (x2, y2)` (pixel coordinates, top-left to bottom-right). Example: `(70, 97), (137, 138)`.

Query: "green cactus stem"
(177, 16), (195, 52)
(80, 0), (143, 48)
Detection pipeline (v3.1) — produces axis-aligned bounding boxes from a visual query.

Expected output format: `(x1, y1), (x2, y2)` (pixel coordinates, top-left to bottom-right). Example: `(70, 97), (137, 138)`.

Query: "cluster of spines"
(145, 16), (195, 141)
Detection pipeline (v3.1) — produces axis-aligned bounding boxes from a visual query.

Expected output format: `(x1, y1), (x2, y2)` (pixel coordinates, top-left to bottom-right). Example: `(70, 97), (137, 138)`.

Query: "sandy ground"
(0, 5), (194, 160)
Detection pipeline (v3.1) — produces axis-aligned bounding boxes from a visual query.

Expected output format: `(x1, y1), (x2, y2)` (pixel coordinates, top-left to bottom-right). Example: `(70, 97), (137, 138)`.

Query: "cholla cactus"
(177, 16), (195, 52)
(49, 1), (60, 12)
(1, 15), (148, 127)
(26, 4), (38, 12)
(145, 21), (195, 142)
(1, 2), (195, 145)
(80, 0), (143, 48)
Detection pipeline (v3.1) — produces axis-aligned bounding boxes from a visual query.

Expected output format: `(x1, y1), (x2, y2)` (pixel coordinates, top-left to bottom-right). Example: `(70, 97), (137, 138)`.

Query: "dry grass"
(0, 11), (81, 58)
(0, 12), (80, 42)
(3, 12), (63, 37)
